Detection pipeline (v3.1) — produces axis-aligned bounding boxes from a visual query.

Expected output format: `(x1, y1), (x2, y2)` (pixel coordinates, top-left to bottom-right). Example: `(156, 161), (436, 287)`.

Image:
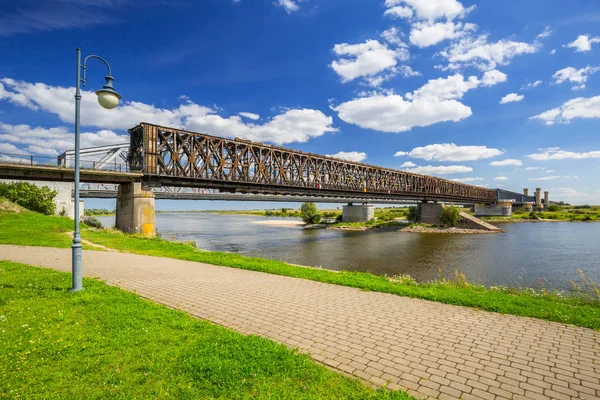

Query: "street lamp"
(71, 48), (121, 292)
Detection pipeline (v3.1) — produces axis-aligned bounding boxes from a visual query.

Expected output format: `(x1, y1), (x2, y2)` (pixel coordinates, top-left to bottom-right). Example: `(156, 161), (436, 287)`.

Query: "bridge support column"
(474, 201), (513, 217)
(417, 202), (443, 224)
(115, 182), (156, 237)
(342, 203), (374, 222)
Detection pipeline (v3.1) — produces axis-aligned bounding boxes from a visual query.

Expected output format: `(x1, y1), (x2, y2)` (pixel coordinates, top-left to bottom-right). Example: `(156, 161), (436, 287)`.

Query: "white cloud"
(546, 170), (555, 173)
(439, 35), (538, 71)
(520, 80), (542, 90)
(239, 112), (260, 120)
(0, 78), (337, 146)
(384, 0), (472, 21)
(553, 66), (600, 90)
(330, 40), (410, 86)
(333, 70), (506, 133)
(397, 143), (502, 161)
(530, 96), (600, 125)
(524, 166), (544, 170)
(409, 21), (476, 47)
(527, 148), (600, 160)
(400, 161), (417, 167)
(494, 176), (508, 181)
(0, 123), (127, 156)
(529, 176), (561, 181)
(402, 165), (473, 175)
(490, 159), (522, 166)
(565, 35), (600, 53)
(499, 93), (524, 104)
(275, 0), (301, 13)
(550, 49), (557, 55)
(381, 27), (407, 47)
(325, 151), (367, 163)
(0, 142), (28, 154)
(450, 177), (483, 182)
(536, 26), (553, 40)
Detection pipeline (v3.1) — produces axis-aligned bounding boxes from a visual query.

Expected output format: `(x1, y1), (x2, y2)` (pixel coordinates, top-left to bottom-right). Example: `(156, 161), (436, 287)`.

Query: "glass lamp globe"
(95, 75), (121, 110)
(96, 90), (121, 109)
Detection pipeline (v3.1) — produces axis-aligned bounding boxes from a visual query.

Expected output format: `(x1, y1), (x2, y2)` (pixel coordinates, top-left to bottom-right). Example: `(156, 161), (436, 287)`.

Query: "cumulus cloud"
(499, 93), (524, 104)
(332, 70), (506, 133)
(0, 78), (337, 147)
(330, 39), (410, 87)
(275, 0), (301, 13)
(239, 112), (260, 120)
(450, 177), (483, 182)
(400, 161), (417, 167)
(439, 35), (538, 71)
(520, 80), (542, 90)
(553, 66), (600, 91)
(490, 159), (522, 166)
(383, 0), (473, 21)
(530, 95), (600, 125)
(565, 35), (600, 53)
(325, 151), (367, 163)
(0, 123), (127, 156)
(527, 148), (600, 160)
(396, 143), (503, 161)
(402, 165), (473, 175)
(409, 21), (476, 47)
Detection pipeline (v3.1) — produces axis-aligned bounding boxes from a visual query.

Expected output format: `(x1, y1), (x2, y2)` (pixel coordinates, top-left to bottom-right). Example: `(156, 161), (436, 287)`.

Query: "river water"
(98, 213), (600, 290)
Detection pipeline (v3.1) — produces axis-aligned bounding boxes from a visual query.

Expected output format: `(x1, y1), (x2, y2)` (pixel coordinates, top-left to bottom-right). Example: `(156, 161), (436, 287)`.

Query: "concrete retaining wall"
(342, 204), (374, 222)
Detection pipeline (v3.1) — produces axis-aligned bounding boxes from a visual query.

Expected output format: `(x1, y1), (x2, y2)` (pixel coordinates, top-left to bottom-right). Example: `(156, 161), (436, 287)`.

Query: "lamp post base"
(71, 242), (83, 292)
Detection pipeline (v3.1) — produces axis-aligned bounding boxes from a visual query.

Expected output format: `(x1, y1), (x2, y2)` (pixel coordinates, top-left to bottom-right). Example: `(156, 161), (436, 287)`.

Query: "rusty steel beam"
(128, 123), (497, 203)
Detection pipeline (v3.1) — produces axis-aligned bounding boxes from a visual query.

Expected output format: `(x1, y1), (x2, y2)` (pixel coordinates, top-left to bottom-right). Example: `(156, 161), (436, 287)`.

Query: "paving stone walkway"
(1, 245), (599, 400)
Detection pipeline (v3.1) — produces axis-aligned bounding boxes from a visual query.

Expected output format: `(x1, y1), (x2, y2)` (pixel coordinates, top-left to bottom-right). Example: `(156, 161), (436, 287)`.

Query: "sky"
(0, 0), (599, 209)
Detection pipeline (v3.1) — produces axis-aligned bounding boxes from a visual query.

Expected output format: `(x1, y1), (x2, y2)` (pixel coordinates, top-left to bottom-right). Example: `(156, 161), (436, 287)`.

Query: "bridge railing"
(0, 152), (131, 172)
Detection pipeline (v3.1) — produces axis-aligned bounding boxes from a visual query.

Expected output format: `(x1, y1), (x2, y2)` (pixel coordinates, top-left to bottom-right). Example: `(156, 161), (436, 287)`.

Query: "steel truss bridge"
(124, 123), (496, 204)
(1, 122), (497, 204)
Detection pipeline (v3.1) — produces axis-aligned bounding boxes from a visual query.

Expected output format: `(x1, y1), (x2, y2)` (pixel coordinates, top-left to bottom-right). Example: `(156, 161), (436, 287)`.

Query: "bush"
(82, 216), (103, 229)
(300, 202), (321, 224)
(546, 204), (560, 212)
(335, 214), (343, 223)
(0, 182), (56, 215)
(513, 208), (525, 215)
(440, 206), (461, 227)
(529, 212), (540, 220)
(406, 206), (418, 222)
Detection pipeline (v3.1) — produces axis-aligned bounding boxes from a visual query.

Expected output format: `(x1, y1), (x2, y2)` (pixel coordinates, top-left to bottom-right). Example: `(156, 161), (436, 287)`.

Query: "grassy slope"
(1, 208), (599, 330)
(0, 261), (409, 400)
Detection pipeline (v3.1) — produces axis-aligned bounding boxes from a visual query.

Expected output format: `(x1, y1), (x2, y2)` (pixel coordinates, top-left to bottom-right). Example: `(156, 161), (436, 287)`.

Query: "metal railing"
(0, 152), (131, 172)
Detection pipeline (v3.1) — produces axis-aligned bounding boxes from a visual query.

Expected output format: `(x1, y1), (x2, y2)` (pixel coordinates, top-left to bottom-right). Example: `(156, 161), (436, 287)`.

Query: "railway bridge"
(1, 123), (514, 236)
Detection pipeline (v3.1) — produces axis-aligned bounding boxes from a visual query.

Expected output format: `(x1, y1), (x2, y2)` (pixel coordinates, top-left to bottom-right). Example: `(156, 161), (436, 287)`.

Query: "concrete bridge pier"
(342, 203), (374, 222)
(115, 182), (156, 237)
(474, 201), (513, 217)
(417, 201), (443, 224)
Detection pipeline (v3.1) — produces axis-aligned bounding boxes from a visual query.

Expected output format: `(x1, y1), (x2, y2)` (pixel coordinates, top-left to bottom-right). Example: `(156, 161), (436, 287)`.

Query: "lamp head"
(95, 75), (121, 109)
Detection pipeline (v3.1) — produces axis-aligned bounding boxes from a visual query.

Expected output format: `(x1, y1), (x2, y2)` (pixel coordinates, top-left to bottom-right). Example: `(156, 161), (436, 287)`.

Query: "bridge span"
(1, 122), (529, 235)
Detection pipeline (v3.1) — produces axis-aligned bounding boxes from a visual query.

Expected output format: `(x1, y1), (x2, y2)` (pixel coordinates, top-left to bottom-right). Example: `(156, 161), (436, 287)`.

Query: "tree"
(405, 206), (418, 222)
(300, 202), (321, 224)
(0, 182), (56, 215)
(440, 206), (461, 227)
(546, 204), (560, 212)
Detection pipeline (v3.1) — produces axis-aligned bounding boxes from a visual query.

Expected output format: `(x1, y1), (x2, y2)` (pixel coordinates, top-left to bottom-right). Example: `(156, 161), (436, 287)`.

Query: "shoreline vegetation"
(1, 198), (599, 331)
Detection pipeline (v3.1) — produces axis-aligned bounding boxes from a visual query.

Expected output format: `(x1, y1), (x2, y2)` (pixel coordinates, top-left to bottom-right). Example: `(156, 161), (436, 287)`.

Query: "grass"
(481, 208), (600, 222)
(0, 260), (410, 399)
(1, 205), (599, 331)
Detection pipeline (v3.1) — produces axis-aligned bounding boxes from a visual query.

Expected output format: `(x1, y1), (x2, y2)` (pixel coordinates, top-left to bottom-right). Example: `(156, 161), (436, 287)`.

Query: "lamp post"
(71, 48), (121, 291)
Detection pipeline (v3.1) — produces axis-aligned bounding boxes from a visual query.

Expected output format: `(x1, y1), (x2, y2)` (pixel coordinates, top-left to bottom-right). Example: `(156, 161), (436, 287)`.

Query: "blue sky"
(0, 0), (599, 209)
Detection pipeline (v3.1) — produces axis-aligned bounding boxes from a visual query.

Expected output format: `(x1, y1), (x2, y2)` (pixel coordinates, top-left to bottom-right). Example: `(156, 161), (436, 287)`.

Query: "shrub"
(82, 216), (103, 229)
(513, 208), (526, 215)
(529, 212), (540, 220)
(406, 206), (418, 222)
(300, 202), (321, 224)
(335, 214), (343, 223)
(440, 206), (461, 227)
(546, 204), (560, 212)
(0, 182), (56, 215)
(573, 210), (585, 215)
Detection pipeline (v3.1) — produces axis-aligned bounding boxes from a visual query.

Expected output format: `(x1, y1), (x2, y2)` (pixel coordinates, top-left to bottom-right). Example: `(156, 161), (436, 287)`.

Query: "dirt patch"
(0, 198), (25, 213)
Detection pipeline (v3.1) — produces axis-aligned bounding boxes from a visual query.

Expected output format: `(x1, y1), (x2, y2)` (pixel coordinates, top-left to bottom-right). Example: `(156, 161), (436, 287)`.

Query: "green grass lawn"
(0, 261), (410, 399)
(1, 205), (599, 331)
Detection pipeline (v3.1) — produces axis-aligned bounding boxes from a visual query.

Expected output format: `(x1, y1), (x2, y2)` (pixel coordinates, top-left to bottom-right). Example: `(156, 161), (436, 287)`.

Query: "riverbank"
(0, 260), (409, 399)
(1, 204), (599, 330)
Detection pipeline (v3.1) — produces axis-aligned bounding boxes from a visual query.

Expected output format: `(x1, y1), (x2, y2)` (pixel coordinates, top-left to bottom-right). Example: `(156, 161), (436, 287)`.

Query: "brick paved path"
(1, 245), (599, 400)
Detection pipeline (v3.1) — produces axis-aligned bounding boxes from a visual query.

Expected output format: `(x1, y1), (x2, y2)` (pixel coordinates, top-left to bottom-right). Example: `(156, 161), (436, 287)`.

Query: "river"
(98, 213), (599, 290)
